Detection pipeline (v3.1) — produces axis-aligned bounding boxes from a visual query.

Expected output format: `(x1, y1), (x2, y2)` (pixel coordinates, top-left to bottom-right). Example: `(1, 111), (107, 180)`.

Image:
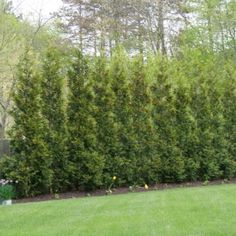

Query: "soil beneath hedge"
(14, 178), (236, 204)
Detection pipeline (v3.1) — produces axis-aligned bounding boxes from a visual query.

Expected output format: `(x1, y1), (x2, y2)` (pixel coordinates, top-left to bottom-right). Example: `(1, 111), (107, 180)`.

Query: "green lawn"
(0, 184), (236, 236)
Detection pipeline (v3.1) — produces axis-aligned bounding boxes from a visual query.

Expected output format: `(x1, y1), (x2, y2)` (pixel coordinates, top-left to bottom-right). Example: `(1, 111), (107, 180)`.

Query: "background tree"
(177, 0), (236, 56)
(58, 0), (186, 56)
(0, 0), (23, 139)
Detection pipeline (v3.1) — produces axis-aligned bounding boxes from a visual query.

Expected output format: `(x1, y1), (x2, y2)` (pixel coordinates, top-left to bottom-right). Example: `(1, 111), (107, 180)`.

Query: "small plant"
(129, 186), (135, 192)
(202, 180), (209, 186)
(129, 184), (140, 192)
(106, 176), (117, 195)
(106, 189), (113, 195)
(0, 179), (16, 201)
(54, 193), (60, 200)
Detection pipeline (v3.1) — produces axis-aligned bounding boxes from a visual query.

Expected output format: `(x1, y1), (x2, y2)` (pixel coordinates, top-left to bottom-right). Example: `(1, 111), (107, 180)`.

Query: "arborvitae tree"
(109, 47), (134, 184)
(222, 61), (236, 178)
(208, 79), (233, 179)
(150, 56), (185, 182)
(1, 47), (236, 197)
(191, 77), (222, 180)
(188, 55), (228, 180)
(174, 82), (200, 181)
(9, 50), (52, 197)
(130, 56), (160, 184)
(92, 55), (119, 185)
(167, 58), (200, 181)
(41, 48), (69, 192)
(67, 51), (104, 190)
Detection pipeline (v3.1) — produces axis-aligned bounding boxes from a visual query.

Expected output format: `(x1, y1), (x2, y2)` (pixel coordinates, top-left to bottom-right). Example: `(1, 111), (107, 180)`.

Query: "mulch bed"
(14, 178), (236, 204)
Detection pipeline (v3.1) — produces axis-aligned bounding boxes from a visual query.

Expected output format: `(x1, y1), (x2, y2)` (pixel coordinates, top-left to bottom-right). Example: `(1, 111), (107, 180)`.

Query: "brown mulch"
(14, 178), (236, 204)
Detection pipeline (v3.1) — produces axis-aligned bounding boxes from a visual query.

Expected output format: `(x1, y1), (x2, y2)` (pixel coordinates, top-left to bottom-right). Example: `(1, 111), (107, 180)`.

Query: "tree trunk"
(0, 113), (7, 139)
(157, 0), (166, 54)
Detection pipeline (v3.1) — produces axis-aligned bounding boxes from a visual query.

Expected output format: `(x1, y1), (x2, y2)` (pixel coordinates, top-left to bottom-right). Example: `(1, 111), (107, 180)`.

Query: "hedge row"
(0, 47), (236, 197)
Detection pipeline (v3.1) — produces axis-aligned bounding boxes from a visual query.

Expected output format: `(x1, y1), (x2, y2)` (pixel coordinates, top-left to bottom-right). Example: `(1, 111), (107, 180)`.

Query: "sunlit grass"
(0, 184), (236, 236)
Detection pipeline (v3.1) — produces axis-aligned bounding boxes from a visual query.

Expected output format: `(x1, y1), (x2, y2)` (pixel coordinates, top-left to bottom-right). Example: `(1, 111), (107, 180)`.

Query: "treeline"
(59, 0), (236, 56)
(0, 47), (236, 197)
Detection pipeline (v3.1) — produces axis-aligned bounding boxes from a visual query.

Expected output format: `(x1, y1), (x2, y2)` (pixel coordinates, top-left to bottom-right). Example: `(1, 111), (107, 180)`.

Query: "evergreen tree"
(9, 50), (52, 197)
(109, 47), (133, 184)
(191, 77), (221, 180)
(222, 62), (236, 178)
(168, 59), (200, 181)
(1, 47), (236, 197)
(186, 54), (229, 180)
(92, 55), (119, 185)
(67, 51), (104, 190)
(130, 56), (160, 184)
(174, 83), (200, 181)
(41, 48), (69, 192)
(208, 80), (231, 179)
(150, 56), (185, 182)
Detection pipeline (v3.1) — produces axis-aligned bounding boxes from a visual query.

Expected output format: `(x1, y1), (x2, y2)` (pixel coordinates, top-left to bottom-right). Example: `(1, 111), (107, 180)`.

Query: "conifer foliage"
(41, 48), (69, 192)
(92, 56), (118, 185)
(1, 47), (236, 197)
(109, 47), (134, 184)
(67, 51), (104, 190)
(130, 56), (159, 184)
(7, 50), (52, 197)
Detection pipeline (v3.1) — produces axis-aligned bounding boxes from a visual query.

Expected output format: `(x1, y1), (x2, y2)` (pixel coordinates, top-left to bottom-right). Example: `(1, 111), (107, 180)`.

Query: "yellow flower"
(144, 184), (149, 190)
(113, 176), (117, 181)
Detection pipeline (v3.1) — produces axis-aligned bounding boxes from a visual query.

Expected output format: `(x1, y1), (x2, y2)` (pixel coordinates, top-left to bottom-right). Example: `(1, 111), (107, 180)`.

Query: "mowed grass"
(1, 184), (236, 236)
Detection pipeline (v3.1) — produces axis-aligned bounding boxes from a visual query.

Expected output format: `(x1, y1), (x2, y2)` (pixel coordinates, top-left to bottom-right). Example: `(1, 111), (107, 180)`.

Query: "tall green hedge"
(2, 50), (52, 197)
(41, 48), (69, 192)
(67, 51), (104, 190)
(1, 47), (236, 197)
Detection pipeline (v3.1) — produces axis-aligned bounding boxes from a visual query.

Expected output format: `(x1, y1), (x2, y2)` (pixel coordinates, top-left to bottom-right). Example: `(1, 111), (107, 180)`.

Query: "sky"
(11, 0), (63, 20)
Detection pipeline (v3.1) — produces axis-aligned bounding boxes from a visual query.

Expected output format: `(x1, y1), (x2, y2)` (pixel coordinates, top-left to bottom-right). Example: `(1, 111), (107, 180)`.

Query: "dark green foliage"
(174, 85), (199, 181)
(0, 183), (15, 200)
(1, 47), (236, 197)
(150, 57), (185, 182)
(130, 56), (160, 184)
(41, 48), (69, 192)
(5, 50), (52, 197)
(221, 61), (236, 179)
(92, 56), (119, 186)
(109, 47), (134, 184)
(67, 51), (104, 190)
